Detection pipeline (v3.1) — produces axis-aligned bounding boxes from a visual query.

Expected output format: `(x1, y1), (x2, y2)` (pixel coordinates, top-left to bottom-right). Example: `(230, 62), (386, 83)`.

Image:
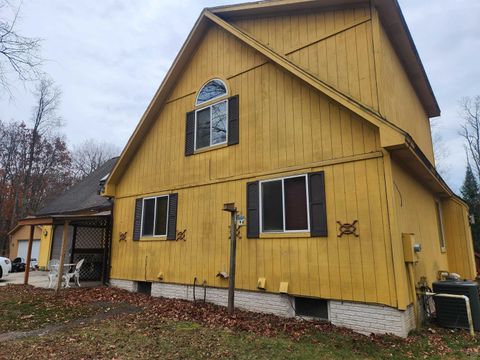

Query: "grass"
(0, 285), (479, 359)
(0, 286), (96, 332)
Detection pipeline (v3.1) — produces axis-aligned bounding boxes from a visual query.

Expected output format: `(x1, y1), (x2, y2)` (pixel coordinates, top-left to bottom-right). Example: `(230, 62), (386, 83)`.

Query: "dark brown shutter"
(185, 111), (195, 156)
(167, 193), (178, 240)
(133, 198), (143, 241)
(228, 95), (239, 146)
(308, 171), (327, 237)
(247, 181), (259, 238)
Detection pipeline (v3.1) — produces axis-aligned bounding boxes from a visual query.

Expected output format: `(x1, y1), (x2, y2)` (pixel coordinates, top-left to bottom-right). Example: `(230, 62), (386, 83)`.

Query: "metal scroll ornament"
(337, 220), (359, 237)
(176, 229), (187, 241)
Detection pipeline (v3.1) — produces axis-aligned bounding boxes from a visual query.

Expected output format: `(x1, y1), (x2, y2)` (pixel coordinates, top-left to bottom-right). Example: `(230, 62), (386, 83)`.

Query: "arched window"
(195, 79), (227, 105)
(194, 79), (229, 150)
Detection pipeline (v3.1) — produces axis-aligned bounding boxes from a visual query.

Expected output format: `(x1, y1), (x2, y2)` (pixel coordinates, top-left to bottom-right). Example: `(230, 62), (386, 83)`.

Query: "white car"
(0, 256), (11, 279)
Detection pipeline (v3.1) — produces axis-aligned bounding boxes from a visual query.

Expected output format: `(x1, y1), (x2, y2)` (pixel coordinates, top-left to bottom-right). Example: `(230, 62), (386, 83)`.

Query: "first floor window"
(141, 196), (169, 237)
(260, 175), (309, 232)
(435, 199), (446, 251)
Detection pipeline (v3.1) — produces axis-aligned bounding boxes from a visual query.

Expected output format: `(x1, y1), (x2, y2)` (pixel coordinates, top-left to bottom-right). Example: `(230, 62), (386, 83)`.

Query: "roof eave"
(106, 11), (212, 189)
(374, 0), (440, 117)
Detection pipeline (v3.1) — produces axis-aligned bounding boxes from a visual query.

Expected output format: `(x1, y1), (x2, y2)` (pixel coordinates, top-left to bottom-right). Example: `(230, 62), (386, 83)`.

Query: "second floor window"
(195, 79), (228, 150)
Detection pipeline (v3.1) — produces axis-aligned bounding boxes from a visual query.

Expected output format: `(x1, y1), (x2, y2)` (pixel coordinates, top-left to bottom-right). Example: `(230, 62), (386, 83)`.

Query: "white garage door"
(17, 239), (41, 260)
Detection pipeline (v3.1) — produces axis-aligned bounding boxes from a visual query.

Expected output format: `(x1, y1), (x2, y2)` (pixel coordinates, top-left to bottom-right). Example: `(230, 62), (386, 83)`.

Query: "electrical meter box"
(402, 233), (418, 262)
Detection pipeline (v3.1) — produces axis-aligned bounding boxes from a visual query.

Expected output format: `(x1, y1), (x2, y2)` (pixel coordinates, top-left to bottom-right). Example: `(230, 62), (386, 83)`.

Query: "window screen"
(196, 107), (211, 149)
(155, 196), (168, 236)
(142, 198), (155, 236)
(261, 175), (309, 233)
(142, 196), (169, 237)
(284, 176), (308, 230)
(262, 180), (283, 231)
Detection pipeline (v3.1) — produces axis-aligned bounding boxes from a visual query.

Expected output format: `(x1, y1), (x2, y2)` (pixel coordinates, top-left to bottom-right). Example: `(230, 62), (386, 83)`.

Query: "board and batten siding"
(111, 157), (397, 307)
(230, 5), (379, 111)
(116, 28), (381, 198)
(391, 161), (450, 284)
(109, 20), (400, 307)
(372, 8), (435, 163)
(227, 5), (435, 164)
(442, 198), (477, 279)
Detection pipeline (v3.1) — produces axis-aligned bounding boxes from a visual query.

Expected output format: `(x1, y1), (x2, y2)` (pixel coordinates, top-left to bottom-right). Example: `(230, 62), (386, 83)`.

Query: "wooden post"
(55, 220), (70, 292)
(23, 225), (35, 285)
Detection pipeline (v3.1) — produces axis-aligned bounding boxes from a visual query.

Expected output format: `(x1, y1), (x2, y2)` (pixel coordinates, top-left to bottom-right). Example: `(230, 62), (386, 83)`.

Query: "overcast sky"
(1, 0), (479, 192)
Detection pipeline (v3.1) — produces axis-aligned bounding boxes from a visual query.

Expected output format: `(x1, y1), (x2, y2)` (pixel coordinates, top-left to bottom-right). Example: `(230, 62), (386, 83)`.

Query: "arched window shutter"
(185, 111), (195, 156)
(133, 198), (143, 241)
(167, 193), (178, 240)
(228, 95), (239, 146)
(308, 171), (327, 237)
(247, 181), (259, 238)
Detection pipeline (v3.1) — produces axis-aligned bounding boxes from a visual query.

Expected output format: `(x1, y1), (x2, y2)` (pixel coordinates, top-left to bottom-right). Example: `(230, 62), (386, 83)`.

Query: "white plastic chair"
(47, 259), (60, 288)
(63, 259), (84, 288)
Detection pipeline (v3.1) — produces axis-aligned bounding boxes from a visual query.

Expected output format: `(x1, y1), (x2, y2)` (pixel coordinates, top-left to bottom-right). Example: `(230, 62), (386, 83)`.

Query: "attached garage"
(17, 239), (41, 260)
(8, 225), (43, 261)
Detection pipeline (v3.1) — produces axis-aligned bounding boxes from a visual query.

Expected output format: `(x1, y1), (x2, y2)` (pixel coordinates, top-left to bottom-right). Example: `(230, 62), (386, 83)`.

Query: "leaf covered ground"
(0, 284), (479, 359)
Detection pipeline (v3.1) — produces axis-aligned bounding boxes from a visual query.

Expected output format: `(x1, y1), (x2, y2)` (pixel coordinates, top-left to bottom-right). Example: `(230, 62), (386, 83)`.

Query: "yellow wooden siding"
(116, 26), (380, 199)
(111, 156), (397, 307)
(108, 20), (403, 307)
(230, 6), (379, 111)
(443, 199), (476, 279)
(391, 160), (449, 287)
(373, 9), (435, 163)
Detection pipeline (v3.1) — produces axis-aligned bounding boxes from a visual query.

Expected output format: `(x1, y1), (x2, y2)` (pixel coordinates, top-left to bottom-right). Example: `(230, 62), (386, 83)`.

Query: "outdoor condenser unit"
(432, 280), (480, 331)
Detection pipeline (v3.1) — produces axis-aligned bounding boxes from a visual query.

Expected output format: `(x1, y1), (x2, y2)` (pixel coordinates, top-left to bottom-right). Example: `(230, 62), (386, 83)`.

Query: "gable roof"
(105, 0), (438, 194)
(36, 157), (118, 216)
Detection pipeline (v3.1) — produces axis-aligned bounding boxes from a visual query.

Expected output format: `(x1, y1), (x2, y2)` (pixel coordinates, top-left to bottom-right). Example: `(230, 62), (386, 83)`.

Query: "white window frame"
(194, 99), (229, 151)
(140, 195), (170, 237)
(259, 174), (310, 233)
(435, 199), (446, 252)
(195, 78), (228, 106)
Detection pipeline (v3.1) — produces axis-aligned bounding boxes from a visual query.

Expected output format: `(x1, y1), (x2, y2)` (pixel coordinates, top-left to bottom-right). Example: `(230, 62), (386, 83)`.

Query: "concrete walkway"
(0, 271), (102, 289)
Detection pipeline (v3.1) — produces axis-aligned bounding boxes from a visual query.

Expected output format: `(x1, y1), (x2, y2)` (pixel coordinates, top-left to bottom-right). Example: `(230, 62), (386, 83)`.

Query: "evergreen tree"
(460, 164), (480, 251)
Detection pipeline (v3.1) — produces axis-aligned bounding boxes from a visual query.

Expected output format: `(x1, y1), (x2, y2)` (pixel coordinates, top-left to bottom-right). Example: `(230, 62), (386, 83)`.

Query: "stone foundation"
(109, 278), (414, 337)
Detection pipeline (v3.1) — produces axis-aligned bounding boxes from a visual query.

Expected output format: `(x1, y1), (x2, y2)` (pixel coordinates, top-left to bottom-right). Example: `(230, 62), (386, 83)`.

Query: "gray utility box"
(432, 280), (480, 331)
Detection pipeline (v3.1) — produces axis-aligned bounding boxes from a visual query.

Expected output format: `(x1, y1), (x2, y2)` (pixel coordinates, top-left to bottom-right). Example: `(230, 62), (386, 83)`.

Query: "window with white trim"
(141, 195), (169, 237)
(260, 175), (310, 233)
(195, 79), (228, 150)
(435, 199), (446, 251)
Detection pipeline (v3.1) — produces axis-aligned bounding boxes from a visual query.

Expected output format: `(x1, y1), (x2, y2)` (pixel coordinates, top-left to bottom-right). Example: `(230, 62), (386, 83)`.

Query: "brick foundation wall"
(110, 278), (414, 337)
(109, 279), (137, 292)
(329, 301), (415, 337)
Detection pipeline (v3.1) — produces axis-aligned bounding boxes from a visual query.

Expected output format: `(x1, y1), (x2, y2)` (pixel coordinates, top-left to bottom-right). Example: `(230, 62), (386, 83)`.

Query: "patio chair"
(47, 259), (60, 289)
(63, 259), (84, 288)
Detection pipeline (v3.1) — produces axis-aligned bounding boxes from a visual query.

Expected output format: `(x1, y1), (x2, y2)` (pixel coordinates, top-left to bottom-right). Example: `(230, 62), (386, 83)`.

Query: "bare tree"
(0, 1), (43, 94)
(431, 121), (450, 179)
(71, 139), (119, 180)
(17, 77), (62, 219)
(460, 96), (480, 179)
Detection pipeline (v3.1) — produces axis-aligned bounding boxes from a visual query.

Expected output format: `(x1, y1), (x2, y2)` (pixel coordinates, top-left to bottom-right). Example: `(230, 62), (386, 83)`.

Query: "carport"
(17, 212), (112, 291)
(15, 158), (117, 291)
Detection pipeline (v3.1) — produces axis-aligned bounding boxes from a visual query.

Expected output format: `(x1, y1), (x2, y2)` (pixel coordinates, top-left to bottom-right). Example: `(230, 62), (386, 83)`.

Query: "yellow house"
(104, 0), (476, 337)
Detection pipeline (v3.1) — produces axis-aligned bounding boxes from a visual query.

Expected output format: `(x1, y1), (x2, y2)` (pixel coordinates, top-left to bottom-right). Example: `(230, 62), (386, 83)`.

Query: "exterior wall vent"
(294, 297), (328, 320)
(136, 281), (152, 296)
